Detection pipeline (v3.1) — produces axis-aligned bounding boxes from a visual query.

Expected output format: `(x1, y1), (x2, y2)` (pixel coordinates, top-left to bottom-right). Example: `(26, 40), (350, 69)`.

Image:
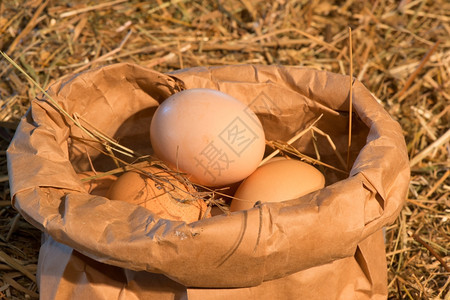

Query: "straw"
(1, 1), (449, 298)
(346, 26), (353, 171)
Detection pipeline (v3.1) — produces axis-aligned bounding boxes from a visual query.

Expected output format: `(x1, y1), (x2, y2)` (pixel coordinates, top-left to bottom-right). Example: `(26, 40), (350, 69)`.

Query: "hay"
(0, 0), (448, 298)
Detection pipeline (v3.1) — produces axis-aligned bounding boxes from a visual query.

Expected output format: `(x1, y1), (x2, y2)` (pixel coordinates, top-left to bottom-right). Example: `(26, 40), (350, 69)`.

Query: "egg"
(230, 158), (325, 211)
(150, 88), (265, 187)
(77, 171), (118, 197)
(107, 167), (209, 223)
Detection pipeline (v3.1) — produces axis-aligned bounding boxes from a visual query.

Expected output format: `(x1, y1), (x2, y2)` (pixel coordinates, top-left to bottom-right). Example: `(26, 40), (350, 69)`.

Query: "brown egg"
(150, 88), (266, 187)
(107, 167), (209, 223)
(230, 159), (325, 211)
(77, 171), (118, 197)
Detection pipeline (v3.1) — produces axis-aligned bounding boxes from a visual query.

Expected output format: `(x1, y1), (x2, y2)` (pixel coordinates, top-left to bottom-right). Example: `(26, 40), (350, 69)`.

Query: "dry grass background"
(0, 0), (449, 299)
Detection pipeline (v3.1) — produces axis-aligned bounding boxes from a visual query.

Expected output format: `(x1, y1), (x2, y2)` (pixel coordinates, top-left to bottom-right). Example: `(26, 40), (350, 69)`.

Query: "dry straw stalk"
(0, 1), (449, 298)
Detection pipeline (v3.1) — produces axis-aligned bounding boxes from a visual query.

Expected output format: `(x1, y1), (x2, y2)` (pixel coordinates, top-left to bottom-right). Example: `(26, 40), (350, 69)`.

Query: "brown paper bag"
(7, 63), (410, 299)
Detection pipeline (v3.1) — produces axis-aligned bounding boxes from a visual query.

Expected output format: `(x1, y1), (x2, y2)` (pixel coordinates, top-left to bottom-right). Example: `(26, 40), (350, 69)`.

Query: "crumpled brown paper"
(7, 63), (410, 299)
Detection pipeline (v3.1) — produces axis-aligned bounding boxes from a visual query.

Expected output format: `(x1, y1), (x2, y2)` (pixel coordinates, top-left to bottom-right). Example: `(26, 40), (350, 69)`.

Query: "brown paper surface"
(7, 63), (410, 299)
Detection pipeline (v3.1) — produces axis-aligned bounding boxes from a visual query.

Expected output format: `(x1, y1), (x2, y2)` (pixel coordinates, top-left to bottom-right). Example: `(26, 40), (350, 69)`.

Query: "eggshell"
(77, 171), (118, 197)
(150, 88), (265, 187)
(106, 167), (209, 223)
(230, 159), (325, 211)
